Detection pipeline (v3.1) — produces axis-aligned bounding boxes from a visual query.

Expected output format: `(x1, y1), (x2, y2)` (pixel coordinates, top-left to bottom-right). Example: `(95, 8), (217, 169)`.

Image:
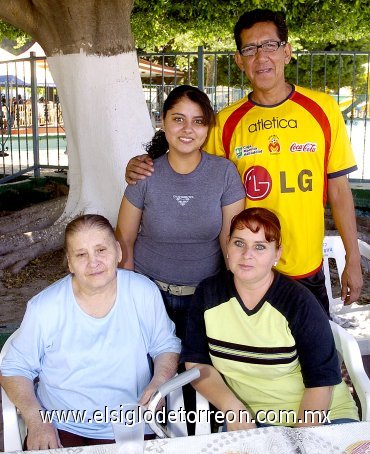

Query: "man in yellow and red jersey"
(205, 82), (357, 278)
(125, 9), (362, 316)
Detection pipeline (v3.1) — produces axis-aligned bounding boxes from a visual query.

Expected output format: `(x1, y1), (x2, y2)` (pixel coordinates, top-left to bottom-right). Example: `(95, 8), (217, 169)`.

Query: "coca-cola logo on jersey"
(290, 142), (317, 152)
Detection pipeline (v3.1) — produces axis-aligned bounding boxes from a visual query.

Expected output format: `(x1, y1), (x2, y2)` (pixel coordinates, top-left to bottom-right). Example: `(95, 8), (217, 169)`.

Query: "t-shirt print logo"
(173, 195), (194, 206)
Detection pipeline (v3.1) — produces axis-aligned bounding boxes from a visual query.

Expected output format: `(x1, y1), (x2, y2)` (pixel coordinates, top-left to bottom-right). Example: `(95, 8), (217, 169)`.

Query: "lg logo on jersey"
(244, 166), (313, 200)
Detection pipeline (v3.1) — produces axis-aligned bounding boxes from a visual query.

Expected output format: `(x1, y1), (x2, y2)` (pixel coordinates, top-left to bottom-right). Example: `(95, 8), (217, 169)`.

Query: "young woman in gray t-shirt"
(116, 85), (245, 341)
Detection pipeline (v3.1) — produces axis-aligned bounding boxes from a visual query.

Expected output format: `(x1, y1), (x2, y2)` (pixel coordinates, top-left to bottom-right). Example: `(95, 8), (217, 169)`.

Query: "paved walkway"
(334, 304), (370, 355)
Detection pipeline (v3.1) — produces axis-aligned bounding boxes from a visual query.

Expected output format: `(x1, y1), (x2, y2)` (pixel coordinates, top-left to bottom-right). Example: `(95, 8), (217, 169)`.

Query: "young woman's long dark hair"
(146, 85), (215, 159)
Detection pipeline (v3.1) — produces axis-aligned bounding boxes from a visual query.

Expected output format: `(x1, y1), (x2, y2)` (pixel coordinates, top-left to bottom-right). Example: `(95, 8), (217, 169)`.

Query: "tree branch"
(0, 0), (39, 38)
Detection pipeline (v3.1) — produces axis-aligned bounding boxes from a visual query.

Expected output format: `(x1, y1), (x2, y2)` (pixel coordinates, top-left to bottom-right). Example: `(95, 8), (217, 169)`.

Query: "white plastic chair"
(0, 329), (25, 452)
(323, 235), (370, 315)
(2, 325), (369, 450)
(148, 323), (370, 436)
(0, 333), (210, 449)
(147, 368), (211, 437)
(329, 320), (370, 421)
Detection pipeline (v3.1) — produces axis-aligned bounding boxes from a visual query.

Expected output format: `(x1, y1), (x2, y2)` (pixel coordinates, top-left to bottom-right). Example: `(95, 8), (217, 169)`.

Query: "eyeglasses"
(239, 40), (286, 57)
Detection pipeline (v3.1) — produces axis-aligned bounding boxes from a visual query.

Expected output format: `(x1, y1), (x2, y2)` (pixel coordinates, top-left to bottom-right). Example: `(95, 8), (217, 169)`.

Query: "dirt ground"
(0, 224), (369, 328)
(0, 249), (69, 326)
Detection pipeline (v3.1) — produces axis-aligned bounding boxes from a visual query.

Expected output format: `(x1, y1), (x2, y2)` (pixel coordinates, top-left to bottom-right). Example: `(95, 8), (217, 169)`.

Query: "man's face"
(235, 21), (292, 96)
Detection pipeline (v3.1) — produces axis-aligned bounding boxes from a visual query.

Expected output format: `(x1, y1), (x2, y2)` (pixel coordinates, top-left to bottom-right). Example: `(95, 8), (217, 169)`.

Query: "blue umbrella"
(0, 75), (28, 86)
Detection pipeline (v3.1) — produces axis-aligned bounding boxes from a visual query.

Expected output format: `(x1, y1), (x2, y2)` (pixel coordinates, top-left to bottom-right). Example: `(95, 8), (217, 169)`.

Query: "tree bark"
(1, 0), (135, 56)
(0, 0), (154, 271)
(0, 197), (67, 272)
(0, 196), (66, 235)
(0, 223), (66, 273)
(48, 51), (153, 224)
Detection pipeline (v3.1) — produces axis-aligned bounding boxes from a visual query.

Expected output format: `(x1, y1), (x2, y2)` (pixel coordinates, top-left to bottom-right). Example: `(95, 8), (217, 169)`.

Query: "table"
(17, 422), (370, 454)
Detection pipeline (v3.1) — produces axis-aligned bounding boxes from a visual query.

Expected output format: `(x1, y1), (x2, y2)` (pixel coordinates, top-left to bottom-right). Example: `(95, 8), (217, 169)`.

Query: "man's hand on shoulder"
(125, 154), (154, 185)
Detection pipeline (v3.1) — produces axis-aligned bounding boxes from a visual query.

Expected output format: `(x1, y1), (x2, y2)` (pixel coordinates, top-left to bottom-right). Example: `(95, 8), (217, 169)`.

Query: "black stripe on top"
(208, 336), (296, 354)
(209, 348), (298, 365)
(208, 336), (298, 365)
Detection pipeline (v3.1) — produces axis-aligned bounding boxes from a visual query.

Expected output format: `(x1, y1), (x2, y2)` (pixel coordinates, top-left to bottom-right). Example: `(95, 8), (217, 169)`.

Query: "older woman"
(0, 214), (180, 449)
(182, 207), (359, 431)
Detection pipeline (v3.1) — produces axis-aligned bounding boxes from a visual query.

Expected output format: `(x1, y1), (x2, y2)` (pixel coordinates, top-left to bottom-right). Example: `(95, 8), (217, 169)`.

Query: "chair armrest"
(358, 239), (370, 261)
(1, 387), (23, 451)
(1, 329), (25, 451)
(147, 368), (200, 438)
(330, 321), (370, 421)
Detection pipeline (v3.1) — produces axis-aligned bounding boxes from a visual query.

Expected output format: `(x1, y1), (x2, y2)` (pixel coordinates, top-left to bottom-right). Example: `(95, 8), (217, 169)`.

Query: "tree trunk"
(48, 51), (153, 224)
(0, 0), (154, 271)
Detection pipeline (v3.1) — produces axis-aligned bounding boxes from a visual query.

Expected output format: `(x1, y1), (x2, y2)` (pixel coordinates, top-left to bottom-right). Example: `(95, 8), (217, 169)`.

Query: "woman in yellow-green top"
(182, 207), (359, 431)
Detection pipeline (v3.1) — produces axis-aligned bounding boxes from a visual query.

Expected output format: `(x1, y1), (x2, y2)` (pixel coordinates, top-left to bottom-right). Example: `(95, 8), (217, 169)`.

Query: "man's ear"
(284, 42), (292, 65)
(235, 51), (245, 72)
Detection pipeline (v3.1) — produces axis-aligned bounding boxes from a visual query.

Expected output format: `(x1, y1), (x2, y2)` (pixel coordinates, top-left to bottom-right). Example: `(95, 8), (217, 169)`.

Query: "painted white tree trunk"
(47, 51), (153, 225)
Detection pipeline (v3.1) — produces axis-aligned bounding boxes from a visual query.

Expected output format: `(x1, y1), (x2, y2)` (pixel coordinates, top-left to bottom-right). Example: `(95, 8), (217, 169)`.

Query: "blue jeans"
(325, 418), (359, 425)
(158, 290), (196, 435)
(256, 418), (358, 428)
(222, 418), (358, 431)
(158, 290), (193, 342)
(298, 267), (330, 316)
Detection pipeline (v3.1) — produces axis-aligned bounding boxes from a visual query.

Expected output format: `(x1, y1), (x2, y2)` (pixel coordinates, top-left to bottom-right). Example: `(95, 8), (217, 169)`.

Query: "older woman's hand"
(139, 352), (179, 406)
(139, 382), (162, 407)
(26, 418), (62, 450)
(0, 376), (63, 450)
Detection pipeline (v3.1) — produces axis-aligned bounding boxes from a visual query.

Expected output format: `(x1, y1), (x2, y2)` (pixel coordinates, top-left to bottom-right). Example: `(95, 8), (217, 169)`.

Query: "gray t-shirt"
(124, 151), (245, 286)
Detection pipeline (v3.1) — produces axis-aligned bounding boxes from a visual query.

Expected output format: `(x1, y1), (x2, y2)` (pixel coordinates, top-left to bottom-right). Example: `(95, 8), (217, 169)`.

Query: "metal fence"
(141, 47), (370, 182)
(0, 52), (66, 184)
(1, 48), (369, 184)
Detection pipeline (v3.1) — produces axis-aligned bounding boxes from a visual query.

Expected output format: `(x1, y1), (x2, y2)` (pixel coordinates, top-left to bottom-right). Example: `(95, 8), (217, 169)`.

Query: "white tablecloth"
(17, 422), (370, 454)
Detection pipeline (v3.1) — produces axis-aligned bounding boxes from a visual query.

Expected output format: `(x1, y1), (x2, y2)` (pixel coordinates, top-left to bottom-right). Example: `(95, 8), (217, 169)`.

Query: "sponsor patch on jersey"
(235, 145), (263, 159)
(244, 166), (272, 200)
(290, 142), (317, 153)
(268, 135), (281, 154)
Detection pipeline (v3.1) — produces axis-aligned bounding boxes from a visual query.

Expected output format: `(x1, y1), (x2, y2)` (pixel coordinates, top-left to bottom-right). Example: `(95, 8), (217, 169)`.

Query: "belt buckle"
(169, 285), (182, 296)
(156, 280), (169, 293)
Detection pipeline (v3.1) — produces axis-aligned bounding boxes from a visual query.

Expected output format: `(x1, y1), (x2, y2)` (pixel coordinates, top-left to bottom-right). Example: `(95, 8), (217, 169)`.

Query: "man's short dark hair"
(234, 9), (288, 51)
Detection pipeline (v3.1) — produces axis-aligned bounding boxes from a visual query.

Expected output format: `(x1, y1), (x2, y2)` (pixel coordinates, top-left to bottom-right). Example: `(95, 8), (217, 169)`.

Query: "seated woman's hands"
(185, 363), (257, 432)
(139, 352), (179, 407)
(0, 376), (63, 450)
(139, 378), (162, 407)
(220, 395), (257, 432)
(26, 417), (62, 450)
